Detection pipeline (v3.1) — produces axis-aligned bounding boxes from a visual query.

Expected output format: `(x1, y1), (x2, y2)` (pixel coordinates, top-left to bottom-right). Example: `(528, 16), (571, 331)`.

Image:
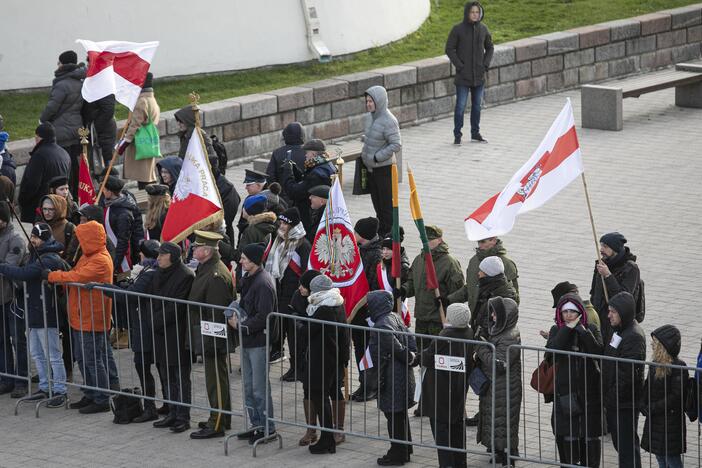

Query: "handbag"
(468, 366), (490, 396)
(557, 392), (582, 417)
(134, 112), (161, 160)
(111, 387), (143, 424)
(530, 360), (556, 395)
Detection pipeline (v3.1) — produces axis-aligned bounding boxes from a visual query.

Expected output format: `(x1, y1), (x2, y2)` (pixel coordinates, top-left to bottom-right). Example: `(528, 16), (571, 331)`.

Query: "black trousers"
(383, 410), (412, 461)
(368, 165), (393, 237)
(606, 407), (641, 468)
(556, 437), (601, 468)
(133, 352), (166, 409)
(350, 310), (377, 391)
(164, 361), (192, 422)
(430, 418), (467, 468)
(310, 387), (334, 443)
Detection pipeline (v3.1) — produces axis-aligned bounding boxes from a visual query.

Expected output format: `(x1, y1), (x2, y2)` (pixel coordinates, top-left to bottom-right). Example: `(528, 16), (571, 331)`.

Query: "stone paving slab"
(2, 85), (701, 467)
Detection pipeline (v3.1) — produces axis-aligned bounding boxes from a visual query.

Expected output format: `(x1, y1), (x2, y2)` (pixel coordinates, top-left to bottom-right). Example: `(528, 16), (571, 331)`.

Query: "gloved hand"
(566, 320), (578, 329)
(116, 138), (130, 155)
(409, 352), (420, 368)
(41, 269), (51, 281)
(392, 286), (405, 300)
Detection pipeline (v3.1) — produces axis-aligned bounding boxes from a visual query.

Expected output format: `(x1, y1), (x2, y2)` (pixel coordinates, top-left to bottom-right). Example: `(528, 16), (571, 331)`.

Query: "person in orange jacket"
(46, 220), (119, 414)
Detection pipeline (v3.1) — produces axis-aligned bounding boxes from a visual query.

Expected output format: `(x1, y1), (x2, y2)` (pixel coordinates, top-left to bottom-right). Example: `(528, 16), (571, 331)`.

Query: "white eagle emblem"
(314, 227), (356, 278)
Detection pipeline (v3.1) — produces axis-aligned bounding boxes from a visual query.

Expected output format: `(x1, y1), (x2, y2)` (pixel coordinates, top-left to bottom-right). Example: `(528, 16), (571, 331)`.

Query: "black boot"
(309, 430), (336, 454)
(132, 403), (158, 423)
(583, 439), (601, 468)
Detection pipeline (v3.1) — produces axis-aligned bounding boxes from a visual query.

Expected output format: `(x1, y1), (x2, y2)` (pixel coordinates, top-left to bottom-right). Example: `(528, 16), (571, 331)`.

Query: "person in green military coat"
(187, 230), (235, 440)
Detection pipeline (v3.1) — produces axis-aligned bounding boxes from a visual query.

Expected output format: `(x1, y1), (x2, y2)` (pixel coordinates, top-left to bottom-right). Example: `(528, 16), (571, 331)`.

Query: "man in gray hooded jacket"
(359, 86), (401, 237)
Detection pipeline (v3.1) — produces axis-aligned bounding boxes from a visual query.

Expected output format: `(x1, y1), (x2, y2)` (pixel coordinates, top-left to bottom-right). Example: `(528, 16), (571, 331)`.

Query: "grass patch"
(1, 0), (698, 139)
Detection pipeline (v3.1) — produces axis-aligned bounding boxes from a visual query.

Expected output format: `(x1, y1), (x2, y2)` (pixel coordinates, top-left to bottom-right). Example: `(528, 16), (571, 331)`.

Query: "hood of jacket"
(365, 86), (389, 117)
(367, 290), (394, 322)
(41, 194), (68, 224)
(282, 122), (304, 145)
(53, 64), (86, 84)
(488, 296), (518, 336)
(463, 1), (484, 24)
(554, 292), (588, 328)
(651, 324), (681, 359)
(157, 156), (183, 183)
(431, 241), (451, 260)
(106, 193), (137, 212)
(248, 211), (277, 227)
(608, 291), (636, 329)
(174, 105), (196, 129)
(76, 220), (106, 256)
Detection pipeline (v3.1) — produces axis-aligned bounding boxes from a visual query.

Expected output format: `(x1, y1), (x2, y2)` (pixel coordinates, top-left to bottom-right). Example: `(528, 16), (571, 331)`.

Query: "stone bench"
(581, 62), (702, 131)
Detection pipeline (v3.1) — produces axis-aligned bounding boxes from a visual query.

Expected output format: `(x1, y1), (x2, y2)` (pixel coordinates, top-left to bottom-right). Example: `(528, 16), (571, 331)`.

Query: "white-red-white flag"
(76, 40), (159, 111)
(465, 99), (583, 240)
(309, 179), (369, 319)
(161, 130), (222, 243)
(358, 347), (374, 371)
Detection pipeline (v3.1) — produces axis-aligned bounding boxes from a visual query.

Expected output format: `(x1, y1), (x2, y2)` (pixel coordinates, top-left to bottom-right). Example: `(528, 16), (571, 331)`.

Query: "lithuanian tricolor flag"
(407, 167), (439, 290)
(391, 164), (401, 278)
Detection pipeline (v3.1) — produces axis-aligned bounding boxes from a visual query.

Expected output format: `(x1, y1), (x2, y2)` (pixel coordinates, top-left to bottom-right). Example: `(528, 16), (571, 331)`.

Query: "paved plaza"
(1, 84), (701, 467)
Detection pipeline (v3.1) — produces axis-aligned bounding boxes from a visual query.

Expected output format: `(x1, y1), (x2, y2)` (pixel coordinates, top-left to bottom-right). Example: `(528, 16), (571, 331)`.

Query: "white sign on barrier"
(434, 354), (466, 373)
(201, 320), (228, 339)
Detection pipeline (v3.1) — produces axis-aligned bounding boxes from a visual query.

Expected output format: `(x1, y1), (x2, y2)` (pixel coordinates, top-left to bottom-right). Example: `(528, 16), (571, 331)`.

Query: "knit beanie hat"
(550, 281), (578, 308)
(446, 303), (471, 328)
(0, 201), (11, 223)
(0, 132), (8, 152)
(354, 217), (379, 240)
(300, 270), (322, 290)
(651, 324), (681, 359)
(279, 207), (301, 226)
(242, 242), (266, 265)
(35, 122), (56, 140)
(479, 256), (504, 277)
(310, 274), (333, 294)
(32, 222), (53, 242)
(104, 176), (125, 193)
(140, 239), (161, 259)
(243, 194), (267, 216)
(58, 50), (78, 65)
(600, 232), (627, 253)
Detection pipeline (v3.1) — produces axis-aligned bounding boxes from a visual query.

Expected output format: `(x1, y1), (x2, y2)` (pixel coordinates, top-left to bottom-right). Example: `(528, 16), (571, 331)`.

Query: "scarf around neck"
(266, 223), (306, 279)
(306, 288), (344, 316)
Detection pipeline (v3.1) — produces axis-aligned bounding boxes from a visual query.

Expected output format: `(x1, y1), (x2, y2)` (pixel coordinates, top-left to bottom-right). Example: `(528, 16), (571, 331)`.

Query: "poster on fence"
(200, 320), (228, 339)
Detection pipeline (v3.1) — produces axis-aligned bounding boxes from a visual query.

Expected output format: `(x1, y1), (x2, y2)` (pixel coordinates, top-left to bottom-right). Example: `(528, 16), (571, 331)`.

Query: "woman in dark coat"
(302, 274), (345, 455)
(420, 303), (474, 468)
(368, 290), (417, 466)
(640, 325), (688, 468)
(475, 296), (521, 467)
(546, 293), (604, 467)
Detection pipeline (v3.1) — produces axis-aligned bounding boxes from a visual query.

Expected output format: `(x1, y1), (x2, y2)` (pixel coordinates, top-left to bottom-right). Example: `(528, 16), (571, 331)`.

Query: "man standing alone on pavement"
(445, 1), (494, 145)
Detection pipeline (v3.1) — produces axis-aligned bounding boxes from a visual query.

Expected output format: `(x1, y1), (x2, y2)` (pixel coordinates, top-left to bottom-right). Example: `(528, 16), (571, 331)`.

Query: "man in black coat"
(266, 122), (306, 204)
(208, 156), (241, 245)
(306, 185), (329, 243)
(102, 176), (143, 276)
(590, 232), (641, 344)
(445, 1), (494, 144)
(18, 123), (71, 223)
(82, 94), (117, 167)
(602, 291), (645, 468)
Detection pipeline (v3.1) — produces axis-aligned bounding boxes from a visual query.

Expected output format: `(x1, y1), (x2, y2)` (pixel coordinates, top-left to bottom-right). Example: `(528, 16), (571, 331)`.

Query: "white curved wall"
(0, 0), (430, 91)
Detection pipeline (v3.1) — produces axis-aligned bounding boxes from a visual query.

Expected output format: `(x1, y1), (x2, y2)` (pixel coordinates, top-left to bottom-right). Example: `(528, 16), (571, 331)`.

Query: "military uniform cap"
(244, 169), (268, 184)
(192, 230), (223, 247)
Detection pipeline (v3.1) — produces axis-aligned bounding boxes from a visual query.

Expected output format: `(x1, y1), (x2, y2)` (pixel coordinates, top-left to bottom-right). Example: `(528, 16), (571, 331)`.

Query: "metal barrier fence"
(0, 280), (31, 397)
(507, 343), (702, 468)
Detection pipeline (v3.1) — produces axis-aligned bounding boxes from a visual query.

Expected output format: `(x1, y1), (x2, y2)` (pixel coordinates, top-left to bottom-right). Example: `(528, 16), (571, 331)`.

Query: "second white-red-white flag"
(465, 99), (583, 241)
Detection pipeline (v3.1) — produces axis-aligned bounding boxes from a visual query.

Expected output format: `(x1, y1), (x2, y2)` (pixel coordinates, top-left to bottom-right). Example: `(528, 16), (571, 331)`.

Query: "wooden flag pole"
(94, 113), (132, 204)
(581, 172), (609, 303)
(433, 287), (446, 325)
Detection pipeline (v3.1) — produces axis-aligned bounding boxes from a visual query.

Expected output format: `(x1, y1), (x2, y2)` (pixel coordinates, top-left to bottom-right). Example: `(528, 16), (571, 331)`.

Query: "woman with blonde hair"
(144, 184), (170, 241)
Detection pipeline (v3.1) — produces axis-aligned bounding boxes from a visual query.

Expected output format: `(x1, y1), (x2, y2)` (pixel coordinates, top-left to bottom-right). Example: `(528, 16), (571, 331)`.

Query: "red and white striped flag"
(358, 347), (374, 371)
(76, 40), (159, 111)
(465, 99), (583, 240)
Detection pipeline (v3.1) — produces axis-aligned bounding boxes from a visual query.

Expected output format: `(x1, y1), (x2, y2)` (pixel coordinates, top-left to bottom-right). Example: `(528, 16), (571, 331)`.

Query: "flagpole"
(581, 173), (609, 303)
(94, 114), (132, 204)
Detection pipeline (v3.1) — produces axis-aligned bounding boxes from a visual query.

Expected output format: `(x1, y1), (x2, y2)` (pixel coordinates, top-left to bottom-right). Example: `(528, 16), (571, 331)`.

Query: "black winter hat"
(31, 222), (53, 242)
(104, 176), (125, 193)
(78, 204), (104, 224)
(651, 325), (681, 359)
(158, 241), (182, 263)
(0, 201), (10, 224)
(279, 207), (301, 226)
(600, 232), (627, 253)
(381, 237), (392, 249)
(550, 281), (578, 308)
(35, 122), (56, 140)
(145, 184), (169, 196)
(302, 139), (326, 152)
(300, 270), (322, 290)
(142, 72), (153, 89)
(140, 239), (161, 259)
(354, 217), (379, 240)
(242, 242), (266, 266)
(58, 50), (78, 65)
(282, 122), (304, 145)
(48, 175), (69, 191)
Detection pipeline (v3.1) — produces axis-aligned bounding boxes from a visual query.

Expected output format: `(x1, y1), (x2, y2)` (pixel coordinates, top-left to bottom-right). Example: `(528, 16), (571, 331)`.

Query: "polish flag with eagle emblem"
(76, 40), (159, 111)
(465, 99), (584, 240)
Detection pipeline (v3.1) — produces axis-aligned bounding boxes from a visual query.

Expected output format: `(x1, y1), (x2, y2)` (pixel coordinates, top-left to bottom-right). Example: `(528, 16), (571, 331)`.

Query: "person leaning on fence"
(545, 293), (604, 468)
(602, 291), (645, 468)
(475, 296), (521, 467)
(228, 242), (277, 444)
(0, 222), (67, 407)
(367, 290), (417, 466)
(46, 220), (119, 414)
(417, 303), (475, 468)
(640, 325), (688, 468)
(187, 230), (234, 440)
(301, 274), (346, 455)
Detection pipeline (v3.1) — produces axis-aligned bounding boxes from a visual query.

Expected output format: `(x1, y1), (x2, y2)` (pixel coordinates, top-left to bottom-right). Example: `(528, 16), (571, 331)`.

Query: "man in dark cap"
(208, 156), (241, 245)
(229, 241), (278, 444)
(18, 123), (71, 223)
(188, 230), (235, 439)
(267, 122), (306, 203)
(306, 185), (330, 243)
(590, 232), (642, 343)
(40, 50), (86, 196)
(102, 176), (142, 280)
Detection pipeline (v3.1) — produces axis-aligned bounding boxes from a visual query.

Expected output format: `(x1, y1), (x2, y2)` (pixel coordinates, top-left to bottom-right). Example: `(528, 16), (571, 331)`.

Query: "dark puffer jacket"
(267, 122), (306, 201)
(105, 195), (138, 271)
(367, 290), (417, 413)
(281, 154), (335, 236)
(602, 292), (646, 410)
(238, 267), (277, 349)
(174, 105), (215, 158)
(40, 64), (86, 146)
(359, 235), (383, 291)
(475, 296), (521, 452)
(465, 273), (517, 337)
(445, 1), (494, 87)
(641, 325), (688, 456)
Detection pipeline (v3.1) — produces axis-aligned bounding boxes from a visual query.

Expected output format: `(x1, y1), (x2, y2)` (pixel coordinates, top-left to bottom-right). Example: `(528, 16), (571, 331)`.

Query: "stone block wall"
(8, 5), (702, 168)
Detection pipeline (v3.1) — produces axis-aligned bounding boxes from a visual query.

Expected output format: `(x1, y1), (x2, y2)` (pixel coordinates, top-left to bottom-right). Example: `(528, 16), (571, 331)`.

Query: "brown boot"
(331, 399), (346, 445)
(112, 329), (130, 350)
(299, 399), (318, 446)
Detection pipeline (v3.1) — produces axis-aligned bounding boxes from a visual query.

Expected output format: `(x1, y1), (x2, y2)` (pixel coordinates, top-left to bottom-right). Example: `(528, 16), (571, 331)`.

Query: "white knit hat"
(479, 256), (504, 277)
(446, 303), (471, 328)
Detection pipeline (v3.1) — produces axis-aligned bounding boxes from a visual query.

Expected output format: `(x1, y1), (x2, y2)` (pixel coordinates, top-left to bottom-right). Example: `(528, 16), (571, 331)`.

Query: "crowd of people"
(0, 3), (700, 467)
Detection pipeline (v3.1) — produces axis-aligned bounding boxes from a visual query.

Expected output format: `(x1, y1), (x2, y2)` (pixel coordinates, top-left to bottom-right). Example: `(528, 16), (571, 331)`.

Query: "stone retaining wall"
(8, 4), (702, 168)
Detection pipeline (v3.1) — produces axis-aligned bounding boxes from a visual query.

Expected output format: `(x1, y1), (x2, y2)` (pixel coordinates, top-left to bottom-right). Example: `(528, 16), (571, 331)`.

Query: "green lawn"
(1, 0), (698, 139)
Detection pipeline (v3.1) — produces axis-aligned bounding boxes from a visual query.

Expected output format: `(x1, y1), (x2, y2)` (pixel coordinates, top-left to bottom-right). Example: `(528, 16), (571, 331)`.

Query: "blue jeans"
(72, 330), (119, 404)
(0, 301), (28, 387)
(656, 454), (683, 468)
(29, 328), (67, 394)
(453, 84), (484, 138)
(241, 346), (275, 432)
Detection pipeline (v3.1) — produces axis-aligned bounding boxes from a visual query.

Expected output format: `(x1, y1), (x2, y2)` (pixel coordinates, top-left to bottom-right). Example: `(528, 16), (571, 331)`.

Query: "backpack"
(111, 387), (143, 424)
(211, 135), (227, 176)
(634, 277), (645, 323)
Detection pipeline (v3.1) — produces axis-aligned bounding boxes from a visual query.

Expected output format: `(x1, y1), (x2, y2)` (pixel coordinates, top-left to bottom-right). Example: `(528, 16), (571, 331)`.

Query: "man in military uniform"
(188, 230), (235, 440)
